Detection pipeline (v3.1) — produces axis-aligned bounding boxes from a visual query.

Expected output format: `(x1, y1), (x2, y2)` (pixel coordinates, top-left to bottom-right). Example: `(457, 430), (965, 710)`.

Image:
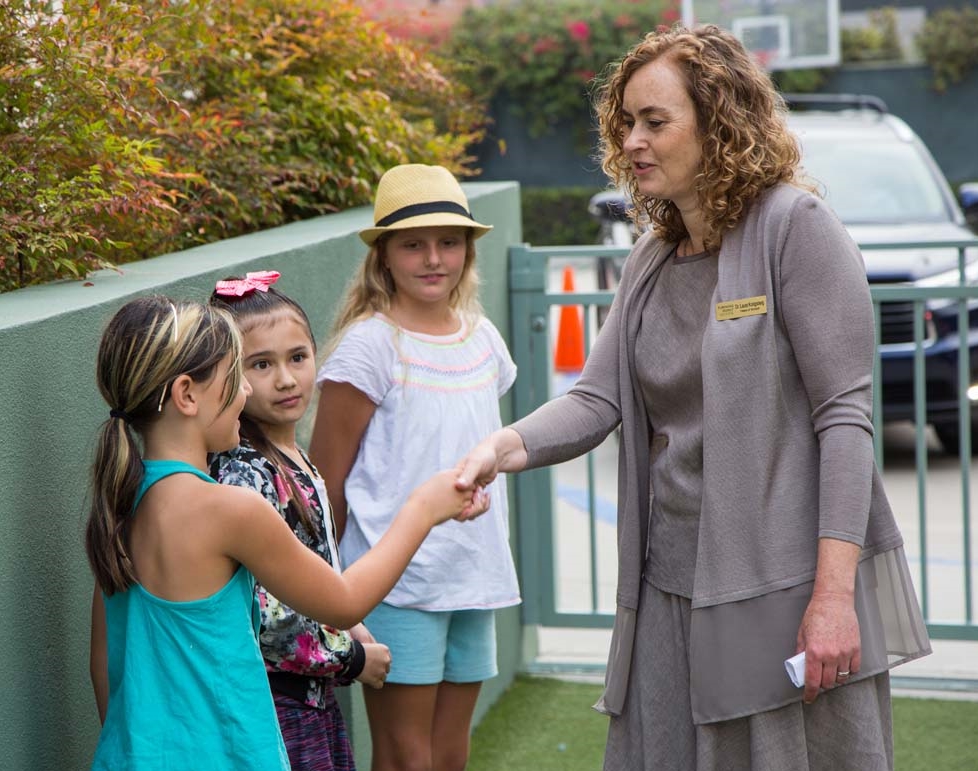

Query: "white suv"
(787, 93), (978, 453)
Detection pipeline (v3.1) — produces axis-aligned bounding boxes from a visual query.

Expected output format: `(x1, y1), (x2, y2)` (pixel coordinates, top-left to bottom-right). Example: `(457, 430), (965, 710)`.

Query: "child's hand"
(349, 622), (376, 644)
(456, 485), (490, 521)
(455, 482), (492, 522)
(356, 642), (391, 689)
(409, 469), (489, 526)
(454, 440), (503, 491)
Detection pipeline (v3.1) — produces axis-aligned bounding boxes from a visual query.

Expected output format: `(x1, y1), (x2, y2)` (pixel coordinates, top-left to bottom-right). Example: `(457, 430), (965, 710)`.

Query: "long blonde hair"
(595, 24), (813, 253)
(324, 229), (483, 356)
(85, 296), (242, 595)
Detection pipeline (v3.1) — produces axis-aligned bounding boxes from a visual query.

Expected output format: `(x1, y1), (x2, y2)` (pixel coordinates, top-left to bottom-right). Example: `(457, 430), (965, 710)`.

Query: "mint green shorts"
(364, 602), (497, 685)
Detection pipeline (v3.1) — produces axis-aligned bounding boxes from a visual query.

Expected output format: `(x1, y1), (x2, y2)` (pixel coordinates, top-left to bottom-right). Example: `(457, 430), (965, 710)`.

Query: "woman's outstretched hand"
(454, 428), (528, 521)
(456, 428), (527, 485)
(454, 441), (493, 521)
(455, 442), (502, 489)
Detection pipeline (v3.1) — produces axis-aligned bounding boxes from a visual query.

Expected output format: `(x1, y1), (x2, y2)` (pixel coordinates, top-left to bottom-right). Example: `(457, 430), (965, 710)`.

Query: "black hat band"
(375, 201), (473, 227)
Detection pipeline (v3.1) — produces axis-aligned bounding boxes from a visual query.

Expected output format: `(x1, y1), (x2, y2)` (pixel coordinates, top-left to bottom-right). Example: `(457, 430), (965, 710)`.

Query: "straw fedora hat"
(358, 164), (493, 246)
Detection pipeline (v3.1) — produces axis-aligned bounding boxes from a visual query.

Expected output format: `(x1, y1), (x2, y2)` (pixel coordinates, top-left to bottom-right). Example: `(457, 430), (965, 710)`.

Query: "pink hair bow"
(214, 270), (281, 297)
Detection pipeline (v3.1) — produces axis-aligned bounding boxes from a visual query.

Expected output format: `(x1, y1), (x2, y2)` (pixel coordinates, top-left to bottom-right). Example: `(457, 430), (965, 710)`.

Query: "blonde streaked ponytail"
(85, 296), (242, 595)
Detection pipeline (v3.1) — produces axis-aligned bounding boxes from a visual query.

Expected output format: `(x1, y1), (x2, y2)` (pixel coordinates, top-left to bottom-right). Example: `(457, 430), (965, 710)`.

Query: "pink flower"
(613, 14), (635, 30)
(661, 5), (680, 23)
(532, 36), (559, 55)
(566, 20), (590, 42)
(753, 50), (773, 69)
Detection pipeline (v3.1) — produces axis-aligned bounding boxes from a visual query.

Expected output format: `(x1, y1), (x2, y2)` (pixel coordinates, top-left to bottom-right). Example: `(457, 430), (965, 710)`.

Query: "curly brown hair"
(595, 24), (812, 253)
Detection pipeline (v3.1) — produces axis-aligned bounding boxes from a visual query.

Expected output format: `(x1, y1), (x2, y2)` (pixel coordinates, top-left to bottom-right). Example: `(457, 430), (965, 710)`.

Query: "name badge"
(715, 295), (768, 321)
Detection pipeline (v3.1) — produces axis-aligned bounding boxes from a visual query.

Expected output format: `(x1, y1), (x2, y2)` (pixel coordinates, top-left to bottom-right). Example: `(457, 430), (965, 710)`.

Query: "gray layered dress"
(512, 185), (930, 770)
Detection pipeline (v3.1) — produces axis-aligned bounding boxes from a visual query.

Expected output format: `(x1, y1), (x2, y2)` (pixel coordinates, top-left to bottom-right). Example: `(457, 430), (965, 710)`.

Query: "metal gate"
(508, 239), (978, 650)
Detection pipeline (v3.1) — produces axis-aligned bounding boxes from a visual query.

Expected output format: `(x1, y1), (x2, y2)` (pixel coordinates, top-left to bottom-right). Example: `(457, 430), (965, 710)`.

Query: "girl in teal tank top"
(85, 295), (488, 770)
(93, 460), (290, 770)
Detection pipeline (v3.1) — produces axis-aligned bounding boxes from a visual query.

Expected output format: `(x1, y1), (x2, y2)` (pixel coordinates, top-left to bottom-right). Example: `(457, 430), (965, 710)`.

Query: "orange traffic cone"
(554, 266), (586, 372)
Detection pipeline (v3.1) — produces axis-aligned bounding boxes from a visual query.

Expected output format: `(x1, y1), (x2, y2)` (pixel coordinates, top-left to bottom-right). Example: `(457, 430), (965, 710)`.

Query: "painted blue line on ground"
(556, 483), (617, 524)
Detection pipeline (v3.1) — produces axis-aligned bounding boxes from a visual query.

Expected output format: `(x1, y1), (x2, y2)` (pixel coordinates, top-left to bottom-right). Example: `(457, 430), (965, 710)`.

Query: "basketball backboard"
(681, 0), (840, 71)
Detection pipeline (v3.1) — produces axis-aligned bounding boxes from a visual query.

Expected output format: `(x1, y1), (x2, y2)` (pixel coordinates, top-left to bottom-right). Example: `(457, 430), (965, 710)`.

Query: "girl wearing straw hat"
(310, 164), (521, 771)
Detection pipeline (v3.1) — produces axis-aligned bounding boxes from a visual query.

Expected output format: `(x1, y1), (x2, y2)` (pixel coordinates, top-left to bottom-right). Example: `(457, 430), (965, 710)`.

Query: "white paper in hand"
(785, 651), (806, 688)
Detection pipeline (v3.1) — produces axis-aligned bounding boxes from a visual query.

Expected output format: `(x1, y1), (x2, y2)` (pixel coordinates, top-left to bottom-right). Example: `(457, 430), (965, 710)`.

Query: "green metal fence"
(509, 238), (978, 645)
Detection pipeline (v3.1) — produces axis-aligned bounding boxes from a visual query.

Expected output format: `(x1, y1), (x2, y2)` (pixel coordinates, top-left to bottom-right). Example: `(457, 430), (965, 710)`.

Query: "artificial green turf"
(468, 676), (978, 770)
(468, 677), (607, 771)
(892, 696), (978, 770)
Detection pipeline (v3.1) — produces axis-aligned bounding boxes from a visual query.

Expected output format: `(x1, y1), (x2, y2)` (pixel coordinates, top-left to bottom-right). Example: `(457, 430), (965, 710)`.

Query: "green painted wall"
(0, 181), (522, 771)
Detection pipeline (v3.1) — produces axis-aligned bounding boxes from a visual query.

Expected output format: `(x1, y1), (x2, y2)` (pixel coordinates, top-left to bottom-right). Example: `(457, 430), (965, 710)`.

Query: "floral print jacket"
(210, 441), (362, 709)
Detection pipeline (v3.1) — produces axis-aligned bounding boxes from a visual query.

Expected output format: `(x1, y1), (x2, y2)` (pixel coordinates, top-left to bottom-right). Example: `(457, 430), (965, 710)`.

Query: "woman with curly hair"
(456, 24), (930, 770)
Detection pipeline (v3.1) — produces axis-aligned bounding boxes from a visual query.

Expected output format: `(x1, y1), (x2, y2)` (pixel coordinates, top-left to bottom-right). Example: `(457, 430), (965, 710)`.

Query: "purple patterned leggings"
(273, 690), (355, 771)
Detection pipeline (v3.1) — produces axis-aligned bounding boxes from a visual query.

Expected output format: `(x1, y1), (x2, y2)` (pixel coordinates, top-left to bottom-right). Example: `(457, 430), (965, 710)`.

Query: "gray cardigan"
(513, 184), (915, 717)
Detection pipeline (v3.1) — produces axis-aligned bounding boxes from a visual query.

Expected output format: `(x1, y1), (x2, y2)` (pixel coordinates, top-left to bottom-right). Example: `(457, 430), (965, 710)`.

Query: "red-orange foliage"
(0, 0), (488, 292)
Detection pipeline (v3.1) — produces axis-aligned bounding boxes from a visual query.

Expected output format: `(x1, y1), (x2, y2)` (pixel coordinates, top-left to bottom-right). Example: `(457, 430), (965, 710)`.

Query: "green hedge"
(443, 0), (672, 141)
(0, 0), (487, 292)
(917, 5), (978, 91)
(521, 187), (603, 246)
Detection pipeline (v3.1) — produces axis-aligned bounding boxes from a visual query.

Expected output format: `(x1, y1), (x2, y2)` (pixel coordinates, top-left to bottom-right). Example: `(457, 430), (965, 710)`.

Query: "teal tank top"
(91, 460), (290, 770)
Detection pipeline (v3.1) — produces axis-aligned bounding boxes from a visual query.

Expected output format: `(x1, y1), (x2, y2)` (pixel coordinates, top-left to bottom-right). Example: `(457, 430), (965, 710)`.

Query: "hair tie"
(214, 270), (281, 297)
(109, 408), (133, 423)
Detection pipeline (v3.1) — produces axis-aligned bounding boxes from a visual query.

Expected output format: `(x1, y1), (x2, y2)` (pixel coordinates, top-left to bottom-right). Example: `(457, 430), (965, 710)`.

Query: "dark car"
(787, 94), (978, 453)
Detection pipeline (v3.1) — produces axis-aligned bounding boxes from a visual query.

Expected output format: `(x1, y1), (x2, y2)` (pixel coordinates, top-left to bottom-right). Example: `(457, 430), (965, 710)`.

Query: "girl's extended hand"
(456, 484), (490, 521)
(796, 589), (861, 704)
(409, 469), (490, 527)
(455, 484), (490, 522)
(356, 642), (392, 689)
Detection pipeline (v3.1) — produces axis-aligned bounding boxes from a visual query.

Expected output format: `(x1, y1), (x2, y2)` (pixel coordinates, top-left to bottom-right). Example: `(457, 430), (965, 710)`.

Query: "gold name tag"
(715, 295), (768, 321)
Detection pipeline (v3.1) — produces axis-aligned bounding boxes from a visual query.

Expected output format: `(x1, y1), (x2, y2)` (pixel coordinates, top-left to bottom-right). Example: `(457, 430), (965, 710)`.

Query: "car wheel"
(933, 421), (978, 456)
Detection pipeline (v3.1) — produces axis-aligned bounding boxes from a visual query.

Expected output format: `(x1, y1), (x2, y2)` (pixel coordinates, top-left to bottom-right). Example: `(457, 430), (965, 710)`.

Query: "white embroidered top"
(317, 313), (521, 610)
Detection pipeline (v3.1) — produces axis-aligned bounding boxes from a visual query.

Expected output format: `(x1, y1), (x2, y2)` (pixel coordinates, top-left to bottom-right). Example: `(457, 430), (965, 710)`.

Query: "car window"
(797, 135), (951, 225)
